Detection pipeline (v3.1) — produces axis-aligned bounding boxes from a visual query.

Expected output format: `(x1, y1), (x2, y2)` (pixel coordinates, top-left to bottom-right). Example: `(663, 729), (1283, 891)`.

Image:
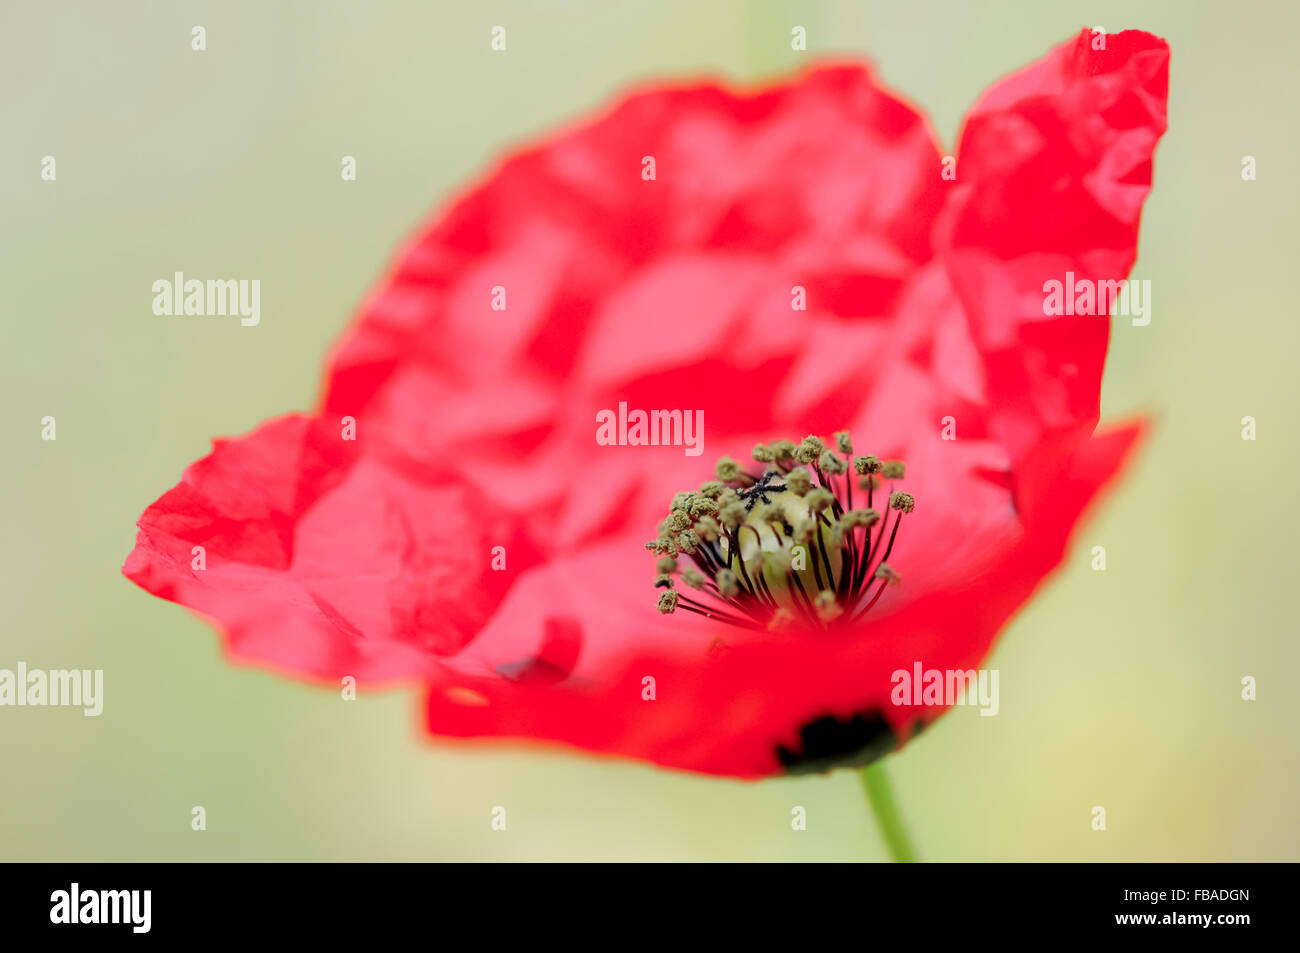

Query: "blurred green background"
(2, 0), (1297, 861)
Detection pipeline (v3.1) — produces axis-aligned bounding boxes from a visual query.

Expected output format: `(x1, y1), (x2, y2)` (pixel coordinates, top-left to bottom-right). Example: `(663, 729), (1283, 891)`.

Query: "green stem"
(859, 760), (917, 863)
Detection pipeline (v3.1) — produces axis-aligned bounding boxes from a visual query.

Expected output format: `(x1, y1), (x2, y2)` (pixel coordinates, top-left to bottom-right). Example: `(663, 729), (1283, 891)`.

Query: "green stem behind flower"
(860, 760), (917, 863)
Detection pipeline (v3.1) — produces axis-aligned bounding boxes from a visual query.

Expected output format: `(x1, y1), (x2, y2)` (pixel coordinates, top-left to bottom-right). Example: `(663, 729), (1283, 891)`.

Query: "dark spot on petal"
(776, 710), (899, 775)
(495, 615), (582, 686)
(495, 656), (572, 685)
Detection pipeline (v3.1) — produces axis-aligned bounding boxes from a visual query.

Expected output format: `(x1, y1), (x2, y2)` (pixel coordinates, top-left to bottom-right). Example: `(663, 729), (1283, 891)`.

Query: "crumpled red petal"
(124, 415), (539, 682)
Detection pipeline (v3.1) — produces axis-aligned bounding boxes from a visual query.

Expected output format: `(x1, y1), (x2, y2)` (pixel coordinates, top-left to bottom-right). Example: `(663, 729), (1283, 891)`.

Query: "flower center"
(646, 431), (914, 632)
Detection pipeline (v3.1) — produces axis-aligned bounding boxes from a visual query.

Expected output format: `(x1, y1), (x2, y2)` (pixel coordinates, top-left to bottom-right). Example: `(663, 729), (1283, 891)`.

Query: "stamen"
(804, 487), (834, 514)
(715, 568), (740, 598)
(698, 481), (726, 500)
(818, 449), (848, 476)
(813, 514), (835, 592)
(688, 496), (719, 518)
(681, 569), (706, 590)
(648, 431), (912, 634)
(794, 435), (825, 464)
(715, 457), (742, 482)
(785, 467), (812, 496)
(769, 440), (797, 468)
(814, 590), (843, 622)
(786, 568), (817, 625)
(718, 500), (747, 531)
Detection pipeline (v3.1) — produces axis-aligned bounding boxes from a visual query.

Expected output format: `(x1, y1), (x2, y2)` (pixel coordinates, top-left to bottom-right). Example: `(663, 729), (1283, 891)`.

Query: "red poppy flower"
(124, 28), (1168, 778)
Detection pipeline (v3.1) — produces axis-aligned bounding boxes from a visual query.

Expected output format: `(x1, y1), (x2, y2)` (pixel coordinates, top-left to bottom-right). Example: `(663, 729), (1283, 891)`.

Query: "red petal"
(124, 415), (538, 683)
(320, 63), (943, 466)
(938, 29), (1168, 465)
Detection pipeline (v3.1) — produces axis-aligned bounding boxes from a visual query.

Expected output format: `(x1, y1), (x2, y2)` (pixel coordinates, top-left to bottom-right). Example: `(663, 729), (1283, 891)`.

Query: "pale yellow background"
(1, 1), (1297, 860)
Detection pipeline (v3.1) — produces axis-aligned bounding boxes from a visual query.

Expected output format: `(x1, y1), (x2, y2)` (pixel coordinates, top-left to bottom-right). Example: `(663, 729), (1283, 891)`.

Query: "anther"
(814, 590), (843, 622)
(698, 481), (726, 500)
(769, 440), (796, 463)
(818, 449), (847, 475)
(645, 537), (678, 556)
(804, 487), (834, 514)
(719, 501), (747, 530)
(681, 569), (706, 589)
(716, 569), (739, 597)
(670, 491), (695, 512)
(842, 508), (880, 528)
(785, 467), (812, 496)
(889, 491), (915, 513)
(657, 591), (679, 613)
(794, 435), (825, 464)
(689, 496), (719, 518)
